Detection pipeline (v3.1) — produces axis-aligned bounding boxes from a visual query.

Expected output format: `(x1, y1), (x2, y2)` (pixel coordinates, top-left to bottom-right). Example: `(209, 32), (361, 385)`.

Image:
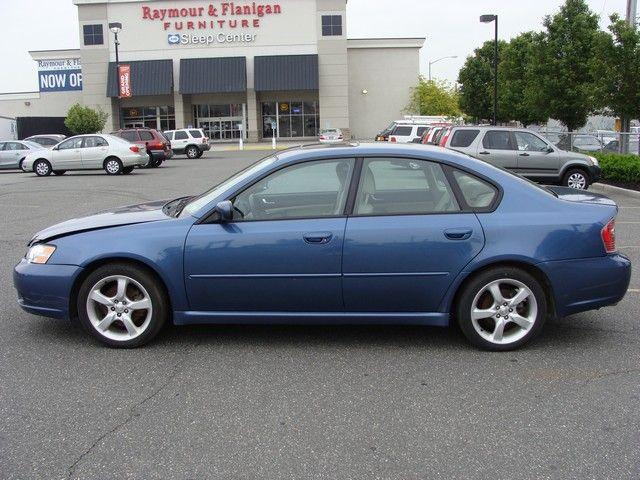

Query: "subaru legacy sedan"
(14, 144), (630, 350)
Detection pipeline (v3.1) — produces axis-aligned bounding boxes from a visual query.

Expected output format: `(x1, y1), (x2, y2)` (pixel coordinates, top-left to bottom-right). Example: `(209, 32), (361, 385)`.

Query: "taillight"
(440, 133), (450, 147)
(202, 138), (207, 144)
(390, 137), (397, 143)
(129, 145), (140, 153)
(601, 218), (616, 253)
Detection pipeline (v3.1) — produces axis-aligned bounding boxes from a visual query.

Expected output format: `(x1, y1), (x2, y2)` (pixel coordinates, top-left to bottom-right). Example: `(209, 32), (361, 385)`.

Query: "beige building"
(0, 0), (424, 141)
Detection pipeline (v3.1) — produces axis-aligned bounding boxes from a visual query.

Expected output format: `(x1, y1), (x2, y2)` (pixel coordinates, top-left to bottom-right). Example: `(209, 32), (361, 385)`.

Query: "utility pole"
(622, 0), (637, 152)
(626, 0), (637, 23)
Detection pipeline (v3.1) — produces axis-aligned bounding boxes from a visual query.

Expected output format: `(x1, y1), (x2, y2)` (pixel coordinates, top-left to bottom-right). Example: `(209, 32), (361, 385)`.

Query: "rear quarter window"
(450, 130), (480, 148)
(189, 130), (203, 138)
(452, 170), (498, 209)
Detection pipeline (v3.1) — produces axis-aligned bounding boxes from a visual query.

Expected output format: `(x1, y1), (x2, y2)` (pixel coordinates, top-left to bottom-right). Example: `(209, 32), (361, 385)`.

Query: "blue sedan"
(13, 144), (631, 350)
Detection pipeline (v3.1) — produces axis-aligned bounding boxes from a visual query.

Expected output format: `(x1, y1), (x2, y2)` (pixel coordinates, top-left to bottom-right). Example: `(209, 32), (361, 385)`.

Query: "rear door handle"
(444, 228), (473, 240)
(479, 151), (490, 155)
(303, 232), (333, 244)
(519, 153), (530, 156)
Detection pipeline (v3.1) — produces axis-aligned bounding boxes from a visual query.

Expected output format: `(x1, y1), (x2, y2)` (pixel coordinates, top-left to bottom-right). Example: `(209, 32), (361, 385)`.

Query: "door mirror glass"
(215, 200), (233, 222)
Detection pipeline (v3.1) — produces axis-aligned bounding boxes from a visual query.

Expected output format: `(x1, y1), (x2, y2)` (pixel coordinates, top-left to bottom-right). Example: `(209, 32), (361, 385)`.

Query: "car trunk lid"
(547, 186), (617, 208)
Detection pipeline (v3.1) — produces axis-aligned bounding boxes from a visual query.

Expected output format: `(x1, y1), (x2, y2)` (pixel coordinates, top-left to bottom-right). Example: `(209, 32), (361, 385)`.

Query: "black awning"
(107, 59), (173, 97)
(179, 57), (247, 94)
(254, 54), (319, 92)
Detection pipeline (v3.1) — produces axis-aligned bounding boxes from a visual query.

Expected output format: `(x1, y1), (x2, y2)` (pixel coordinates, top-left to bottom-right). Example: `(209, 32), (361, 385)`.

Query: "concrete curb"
(592, 183), (640, 199)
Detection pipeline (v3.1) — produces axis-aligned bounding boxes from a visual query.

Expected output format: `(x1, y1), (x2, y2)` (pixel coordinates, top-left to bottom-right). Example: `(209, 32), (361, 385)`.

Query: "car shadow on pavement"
(23, 314), (613, 352)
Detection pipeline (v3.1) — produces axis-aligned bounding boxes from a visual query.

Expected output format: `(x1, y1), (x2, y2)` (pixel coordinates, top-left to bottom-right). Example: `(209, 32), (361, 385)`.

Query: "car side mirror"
(545, 146), (554, 153)
(215, 200), (233, 222)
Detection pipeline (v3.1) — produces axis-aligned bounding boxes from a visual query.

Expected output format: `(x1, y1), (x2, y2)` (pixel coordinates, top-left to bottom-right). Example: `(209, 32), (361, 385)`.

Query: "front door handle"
(303, 232), (333, 244)
(519, 152), (530, 157)
(444, 228), (473, 240)
(479, 151), (490, 155)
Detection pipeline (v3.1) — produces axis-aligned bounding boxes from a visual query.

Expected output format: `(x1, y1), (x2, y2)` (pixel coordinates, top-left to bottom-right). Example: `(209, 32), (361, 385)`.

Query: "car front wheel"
(33, 159), (52, 177)
(104, 157), (123, 175)
(563, 168), (590, 190)
(77, 263), (168, 348)
(456, 267), (547, 351)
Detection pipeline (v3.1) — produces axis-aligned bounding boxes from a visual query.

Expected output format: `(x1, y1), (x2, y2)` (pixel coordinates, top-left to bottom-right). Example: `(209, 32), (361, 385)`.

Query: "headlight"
(589, 156), (599, 167)
(26, 244), (56, 264)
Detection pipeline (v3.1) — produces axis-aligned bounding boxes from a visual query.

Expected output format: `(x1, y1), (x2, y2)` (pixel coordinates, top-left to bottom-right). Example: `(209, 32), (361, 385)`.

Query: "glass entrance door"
(198, 117), (243, 142)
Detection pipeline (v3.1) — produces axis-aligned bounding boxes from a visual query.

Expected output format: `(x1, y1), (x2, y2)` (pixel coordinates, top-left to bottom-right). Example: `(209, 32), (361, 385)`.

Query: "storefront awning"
(254, 55), (319, 92)
(107, 59), (173, 97)
(179, 57), (247, 94)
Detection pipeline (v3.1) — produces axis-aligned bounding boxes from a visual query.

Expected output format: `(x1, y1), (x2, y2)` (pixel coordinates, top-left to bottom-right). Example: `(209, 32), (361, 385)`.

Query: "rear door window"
(139, 131), (154, 141)
(119, 131), (140, 142)
(416, 127), (428, 137)
(450, 129), (480, 148)
(174, 131), (188, 140)
(392, 126), (412, 136)
(482, 131), (514, 150)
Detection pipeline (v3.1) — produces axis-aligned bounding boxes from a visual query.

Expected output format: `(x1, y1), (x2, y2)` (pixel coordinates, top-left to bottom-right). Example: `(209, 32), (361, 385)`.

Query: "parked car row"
(374, 120), (601, 190)
(1, 128), (212, 176)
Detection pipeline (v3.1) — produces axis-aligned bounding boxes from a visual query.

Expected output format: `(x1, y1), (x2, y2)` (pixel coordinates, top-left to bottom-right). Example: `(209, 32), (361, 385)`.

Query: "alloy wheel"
(470, 278), (538, 346)
(85, 275), (153, 341)
(186, 147), (199, 159)
(35, 161), (51, 176)
(567, 173), (587, 189)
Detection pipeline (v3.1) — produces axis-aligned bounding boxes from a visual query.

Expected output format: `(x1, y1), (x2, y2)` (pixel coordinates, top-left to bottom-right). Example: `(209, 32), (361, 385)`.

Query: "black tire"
(104, 157), (123, 175)
(456, 266), (547, 351)
(186, 145), (199, 159)
(562, 168), (590, 190)
(18, 159), (25, 171)
(196, 150), (204, 159)
(53, 170), (66, 176)
(33, 159), (52, 177)
(153, 159), (163, 167)
(122, 166), (134, 174)
(76, 263), (168, 348)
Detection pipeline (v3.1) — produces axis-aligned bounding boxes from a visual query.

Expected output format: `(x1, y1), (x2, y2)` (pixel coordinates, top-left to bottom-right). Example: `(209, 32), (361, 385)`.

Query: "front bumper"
(539, 253), (631, 317)
(13, 259), (83, 320)
(589, 164), (602, 182)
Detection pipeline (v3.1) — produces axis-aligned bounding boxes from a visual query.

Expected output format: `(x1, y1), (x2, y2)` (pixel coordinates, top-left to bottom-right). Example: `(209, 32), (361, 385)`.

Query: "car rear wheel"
(104, 157), (123, 175)
(563, 168), (590, 190)
(33, 159), (52, 177)
(186, 145), (199, 159)
(18, 159), (25, 171)
(77, 263), (168, 348)
(456, 267), (547, 351)
(122, 166), (134, 174)
(53, 170), (66, 176)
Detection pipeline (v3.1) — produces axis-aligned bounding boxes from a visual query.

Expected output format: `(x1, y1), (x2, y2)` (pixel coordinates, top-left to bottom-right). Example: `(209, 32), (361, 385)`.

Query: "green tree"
(457, 40), (507, 123)
(534, 0), (600, 131)
(64, 104), (108, 135)
(591, 14), (640, 134)
(407, 77), (460, 117)
(499, 32), (547, 127)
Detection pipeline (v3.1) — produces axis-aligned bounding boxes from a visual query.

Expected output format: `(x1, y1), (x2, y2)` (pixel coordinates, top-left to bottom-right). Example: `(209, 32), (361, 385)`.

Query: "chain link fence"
(537, 130), (640, 155)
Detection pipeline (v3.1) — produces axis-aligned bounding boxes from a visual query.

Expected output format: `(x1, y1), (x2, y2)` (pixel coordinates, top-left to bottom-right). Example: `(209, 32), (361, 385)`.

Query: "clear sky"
(0, 0), (630, 93)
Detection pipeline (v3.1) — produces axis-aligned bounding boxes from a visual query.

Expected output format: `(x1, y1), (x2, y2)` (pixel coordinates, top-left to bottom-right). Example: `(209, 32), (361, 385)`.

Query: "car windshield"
(179, 155), (278, 217)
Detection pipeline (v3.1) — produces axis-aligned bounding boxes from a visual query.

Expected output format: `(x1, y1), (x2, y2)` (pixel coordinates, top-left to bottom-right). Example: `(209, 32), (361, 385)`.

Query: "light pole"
(428, 56), (458, 81)
(109, 23), (122, 126)
(480, 14), (498, 126)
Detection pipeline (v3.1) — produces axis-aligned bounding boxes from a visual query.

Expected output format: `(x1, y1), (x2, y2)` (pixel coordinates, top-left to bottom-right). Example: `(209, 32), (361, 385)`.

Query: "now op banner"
(37, 58), (83, 92)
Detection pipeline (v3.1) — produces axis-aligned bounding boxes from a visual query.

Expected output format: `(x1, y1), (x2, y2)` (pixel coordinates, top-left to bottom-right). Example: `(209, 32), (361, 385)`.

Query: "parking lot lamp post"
(480, 14), (498, 126)
(428, 56), (458, 81)
(109, 23), (123, 127)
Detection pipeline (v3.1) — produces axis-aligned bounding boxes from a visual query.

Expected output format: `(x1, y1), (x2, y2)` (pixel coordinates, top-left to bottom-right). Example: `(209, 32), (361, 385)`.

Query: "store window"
(121, 106), (175, 131)
(83, 24), (104, 46)
(261, 101), (320, 139)
(321, 15), (342, 36)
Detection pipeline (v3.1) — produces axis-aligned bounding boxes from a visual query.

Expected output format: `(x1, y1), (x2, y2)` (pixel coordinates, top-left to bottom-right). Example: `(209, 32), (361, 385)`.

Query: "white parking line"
(628, 289), (640, 293)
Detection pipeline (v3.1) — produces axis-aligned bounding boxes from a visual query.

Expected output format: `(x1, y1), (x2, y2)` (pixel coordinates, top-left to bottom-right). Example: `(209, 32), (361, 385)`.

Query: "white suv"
(163, 129), (211, 158)
(388, 124), (430, 143)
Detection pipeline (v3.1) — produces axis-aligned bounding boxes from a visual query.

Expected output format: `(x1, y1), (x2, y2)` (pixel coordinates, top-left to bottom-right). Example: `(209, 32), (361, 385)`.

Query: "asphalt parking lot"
(1, 149), (639, 479)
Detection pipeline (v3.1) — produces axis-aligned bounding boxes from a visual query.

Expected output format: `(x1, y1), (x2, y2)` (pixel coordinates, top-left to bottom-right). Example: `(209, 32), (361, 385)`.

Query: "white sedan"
(22, 134), (149, 176)
(318, 128), (344, 144)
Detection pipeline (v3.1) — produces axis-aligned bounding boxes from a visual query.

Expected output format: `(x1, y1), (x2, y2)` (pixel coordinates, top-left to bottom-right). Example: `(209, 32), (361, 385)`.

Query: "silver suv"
(442, 126), (601, 190)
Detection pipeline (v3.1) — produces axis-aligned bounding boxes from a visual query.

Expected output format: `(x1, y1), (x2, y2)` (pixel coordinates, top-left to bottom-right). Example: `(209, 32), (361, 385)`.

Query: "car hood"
(30, 200), (171, 245)
(547, 186), (617, 207)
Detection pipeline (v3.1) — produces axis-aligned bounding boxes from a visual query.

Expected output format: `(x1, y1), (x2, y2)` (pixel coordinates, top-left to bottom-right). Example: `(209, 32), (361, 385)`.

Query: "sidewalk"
(213, 141), (312, 152)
